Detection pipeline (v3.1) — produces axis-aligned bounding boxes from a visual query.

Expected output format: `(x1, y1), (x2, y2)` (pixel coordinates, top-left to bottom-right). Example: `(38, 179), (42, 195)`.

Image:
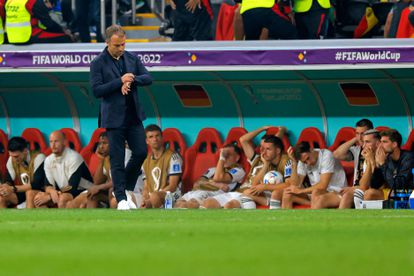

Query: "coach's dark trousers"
(107, 122), (147, 202)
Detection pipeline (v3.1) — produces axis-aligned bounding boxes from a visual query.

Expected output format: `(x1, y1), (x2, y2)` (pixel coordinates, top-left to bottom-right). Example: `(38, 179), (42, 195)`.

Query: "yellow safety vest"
(294, 0), (331, 13)
(5, 0), (31, 43)
(0, 15), (4, 44)
(240, 0), (274, 15)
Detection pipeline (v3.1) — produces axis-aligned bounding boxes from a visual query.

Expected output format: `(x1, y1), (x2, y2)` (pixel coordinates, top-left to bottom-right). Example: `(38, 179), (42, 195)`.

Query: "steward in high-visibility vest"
(239, 0), (297, 40)
(293, 0), (331, 39)
(5, 0), (72, 44)
(0, 0), (5, 44)
(294, 0), (330, 13)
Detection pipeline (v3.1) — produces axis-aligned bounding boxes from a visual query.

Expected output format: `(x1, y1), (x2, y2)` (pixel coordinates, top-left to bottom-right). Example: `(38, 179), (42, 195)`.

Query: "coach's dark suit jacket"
(90, 48), (153, 128)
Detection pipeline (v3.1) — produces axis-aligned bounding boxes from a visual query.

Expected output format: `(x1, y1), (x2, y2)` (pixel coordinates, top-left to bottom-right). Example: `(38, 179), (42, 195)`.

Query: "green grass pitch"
(0, 209), (413, 275)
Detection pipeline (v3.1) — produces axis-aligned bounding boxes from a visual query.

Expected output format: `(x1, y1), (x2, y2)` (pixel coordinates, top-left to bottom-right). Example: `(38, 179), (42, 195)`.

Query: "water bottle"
(394, 176), (411, 209)
(164, 191), (173, 209)
(394, 189), (410, 209)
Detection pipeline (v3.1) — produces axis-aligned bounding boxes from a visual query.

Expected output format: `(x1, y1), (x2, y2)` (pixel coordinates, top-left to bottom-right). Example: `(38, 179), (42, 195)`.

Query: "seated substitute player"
(339, 129), (384, 208)
(238, 125), (287, 189)
(0, 137), (46, 208)
(33, 131), (93, 208)
(334, 119), (374, 184)
(201, 136), (290, 209)
(372, 129), (414, 201)
(281, 141), (347, 209)
(141, 124), (183, 208)
(333, 118), (374, 201)
(241, 136), (292, 208)
(175, 143), (245, 209)
(85, 132), (113, 208)
(92, 136), (143, 209)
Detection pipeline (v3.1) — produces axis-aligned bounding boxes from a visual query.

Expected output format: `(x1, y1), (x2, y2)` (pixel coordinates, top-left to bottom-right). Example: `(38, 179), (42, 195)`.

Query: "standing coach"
(90, 25), (153, 210)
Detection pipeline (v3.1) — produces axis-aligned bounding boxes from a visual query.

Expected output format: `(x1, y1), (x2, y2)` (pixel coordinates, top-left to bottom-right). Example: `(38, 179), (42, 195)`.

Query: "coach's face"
(107, 34), (126, 59)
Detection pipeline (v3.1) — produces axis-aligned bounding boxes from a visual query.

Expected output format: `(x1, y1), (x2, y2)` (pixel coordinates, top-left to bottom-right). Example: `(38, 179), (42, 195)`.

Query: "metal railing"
(71, 0), (167, 39)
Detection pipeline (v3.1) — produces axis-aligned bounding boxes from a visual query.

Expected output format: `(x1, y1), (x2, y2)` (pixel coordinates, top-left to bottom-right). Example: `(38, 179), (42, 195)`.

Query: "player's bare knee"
(150, 193), (163, 208)
(187, 199), (200, 209)
(311, 197), (322, 209)
(57, 199), (66, 208)
(342, 190), (353, 201)
(224, 199), (241, 209)
(87, 198), (99, 208)
(202, 198), (220, 209)
(339, 193), (353, 209)
(174, 200), (186, 208)
(58, 194), (72, 208)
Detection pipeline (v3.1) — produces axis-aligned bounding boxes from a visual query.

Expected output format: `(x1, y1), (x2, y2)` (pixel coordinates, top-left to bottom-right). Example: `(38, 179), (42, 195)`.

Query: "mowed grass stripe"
(0, 210), (413, 275)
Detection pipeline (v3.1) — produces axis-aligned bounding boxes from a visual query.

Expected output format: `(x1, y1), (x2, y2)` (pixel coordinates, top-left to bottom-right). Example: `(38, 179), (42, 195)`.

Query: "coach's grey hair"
(105, 25), (126, 41)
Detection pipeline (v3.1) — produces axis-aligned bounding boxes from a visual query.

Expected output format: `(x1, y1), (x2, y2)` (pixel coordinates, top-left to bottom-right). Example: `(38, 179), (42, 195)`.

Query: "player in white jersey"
(33, 131), (93, 208)
(176, 143), (245, 208)
(281, 142), (347, 209)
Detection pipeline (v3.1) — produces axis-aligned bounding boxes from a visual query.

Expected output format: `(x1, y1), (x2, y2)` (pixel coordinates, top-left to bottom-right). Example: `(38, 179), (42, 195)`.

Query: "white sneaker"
(117, 200), (130, 210)
(126, 191), (137, 209)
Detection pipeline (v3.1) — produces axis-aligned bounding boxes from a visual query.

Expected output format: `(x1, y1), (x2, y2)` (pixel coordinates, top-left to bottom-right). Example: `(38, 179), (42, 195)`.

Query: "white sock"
(240, 196), (256, 209)
(353, 188), (364, 209)
(269, 199), (281, 209)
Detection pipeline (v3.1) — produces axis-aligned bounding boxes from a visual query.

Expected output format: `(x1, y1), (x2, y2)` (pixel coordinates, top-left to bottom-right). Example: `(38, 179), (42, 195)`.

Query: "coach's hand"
(121, 73), (135, 84)
(186, 0), (201, 13)
(121, 82), (131, 95)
